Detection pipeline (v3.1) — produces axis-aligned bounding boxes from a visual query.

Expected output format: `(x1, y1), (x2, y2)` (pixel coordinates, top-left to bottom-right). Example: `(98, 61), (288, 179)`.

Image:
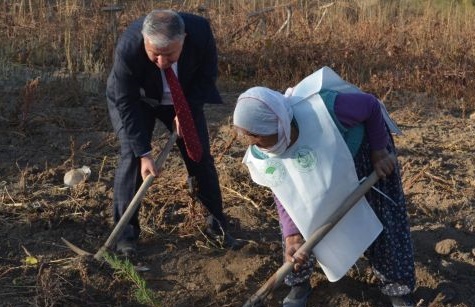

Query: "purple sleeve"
(334, 93), (389, 150)
(275, 195), (300, 238)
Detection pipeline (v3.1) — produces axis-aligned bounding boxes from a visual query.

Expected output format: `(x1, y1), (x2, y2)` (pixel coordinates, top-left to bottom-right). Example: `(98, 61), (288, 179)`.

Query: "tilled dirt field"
(1, 75), (474, 307)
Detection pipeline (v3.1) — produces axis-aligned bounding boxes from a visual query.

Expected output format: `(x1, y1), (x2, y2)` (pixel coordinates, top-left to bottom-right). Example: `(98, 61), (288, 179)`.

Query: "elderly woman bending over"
(233, 86), (415, 307)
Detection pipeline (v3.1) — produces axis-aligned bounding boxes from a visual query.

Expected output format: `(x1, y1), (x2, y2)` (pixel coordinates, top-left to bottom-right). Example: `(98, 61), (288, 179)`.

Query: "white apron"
(243, 68), (385, 282)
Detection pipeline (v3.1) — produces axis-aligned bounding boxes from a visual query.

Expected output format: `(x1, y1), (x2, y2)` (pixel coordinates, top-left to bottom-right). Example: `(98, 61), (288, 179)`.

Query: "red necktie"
(164, 67), (203, 162)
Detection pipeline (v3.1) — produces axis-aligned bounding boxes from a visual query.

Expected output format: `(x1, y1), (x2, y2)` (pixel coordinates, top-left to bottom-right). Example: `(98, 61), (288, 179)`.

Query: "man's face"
(144, 36), (184, 69)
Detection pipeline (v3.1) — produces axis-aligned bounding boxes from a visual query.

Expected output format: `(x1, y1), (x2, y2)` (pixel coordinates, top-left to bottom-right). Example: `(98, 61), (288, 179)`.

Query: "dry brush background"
(1, 1), (475, 307)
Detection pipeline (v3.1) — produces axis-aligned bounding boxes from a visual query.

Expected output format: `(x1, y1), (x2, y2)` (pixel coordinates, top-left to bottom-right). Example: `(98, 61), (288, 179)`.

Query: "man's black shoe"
(205, 227), (244, 250)
(116, 239), (137, 258)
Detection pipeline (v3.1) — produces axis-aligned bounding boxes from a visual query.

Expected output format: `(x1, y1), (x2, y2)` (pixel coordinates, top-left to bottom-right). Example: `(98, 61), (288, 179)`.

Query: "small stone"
(435, 239), (458, 255)
(64, 166), (91, 187)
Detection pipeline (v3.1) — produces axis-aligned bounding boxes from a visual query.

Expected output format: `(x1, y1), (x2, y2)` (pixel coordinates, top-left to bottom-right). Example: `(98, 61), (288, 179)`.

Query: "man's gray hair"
(142, 10), (185, 48)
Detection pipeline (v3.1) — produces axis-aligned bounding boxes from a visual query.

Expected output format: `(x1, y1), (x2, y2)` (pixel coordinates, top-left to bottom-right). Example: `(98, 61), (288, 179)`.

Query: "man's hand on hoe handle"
(141, 120), (182, 180)
(141, 153), (160, 179)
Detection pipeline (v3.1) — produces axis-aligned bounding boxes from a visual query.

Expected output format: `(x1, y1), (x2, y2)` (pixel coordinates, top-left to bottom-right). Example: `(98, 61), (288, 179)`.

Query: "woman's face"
(235, 127), (278, 149)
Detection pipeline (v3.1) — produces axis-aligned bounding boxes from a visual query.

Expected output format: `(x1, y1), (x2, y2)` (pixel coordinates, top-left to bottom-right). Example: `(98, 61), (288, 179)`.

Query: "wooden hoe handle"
(243, 171), (380, 307)
(93, 131), (178, 260)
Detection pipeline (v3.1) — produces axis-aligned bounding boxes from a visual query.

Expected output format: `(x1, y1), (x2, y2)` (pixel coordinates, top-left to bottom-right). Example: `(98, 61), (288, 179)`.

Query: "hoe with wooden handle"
(243, 171), (380, 307)
(62, 131), (178, 260)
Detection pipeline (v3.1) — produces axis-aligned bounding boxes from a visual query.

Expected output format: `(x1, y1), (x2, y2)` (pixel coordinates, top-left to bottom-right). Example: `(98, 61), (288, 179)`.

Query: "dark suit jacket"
(106, 13), (222, 156)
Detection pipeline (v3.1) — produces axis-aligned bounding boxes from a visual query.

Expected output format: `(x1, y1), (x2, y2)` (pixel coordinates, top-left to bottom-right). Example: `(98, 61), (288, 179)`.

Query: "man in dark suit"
(106, 9), (239, 256)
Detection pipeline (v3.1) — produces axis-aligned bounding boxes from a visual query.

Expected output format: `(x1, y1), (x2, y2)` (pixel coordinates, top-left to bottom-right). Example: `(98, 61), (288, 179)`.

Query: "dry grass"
(1, 0), (474, 237)
(1, 0), (474, 114)
(1, 3), (475, 307)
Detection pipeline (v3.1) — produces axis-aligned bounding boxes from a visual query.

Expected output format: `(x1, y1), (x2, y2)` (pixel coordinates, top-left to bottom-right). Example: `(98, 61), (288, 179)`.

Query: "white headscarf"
(233, 87), (293, 154)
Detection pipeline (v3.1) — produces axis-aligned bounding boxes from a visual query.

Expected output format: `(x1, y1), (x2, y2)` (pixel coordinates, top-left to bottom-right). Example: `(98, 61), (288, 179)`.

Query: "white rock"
(64, 166), (91, 187)
(435, 239), (458, 255)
